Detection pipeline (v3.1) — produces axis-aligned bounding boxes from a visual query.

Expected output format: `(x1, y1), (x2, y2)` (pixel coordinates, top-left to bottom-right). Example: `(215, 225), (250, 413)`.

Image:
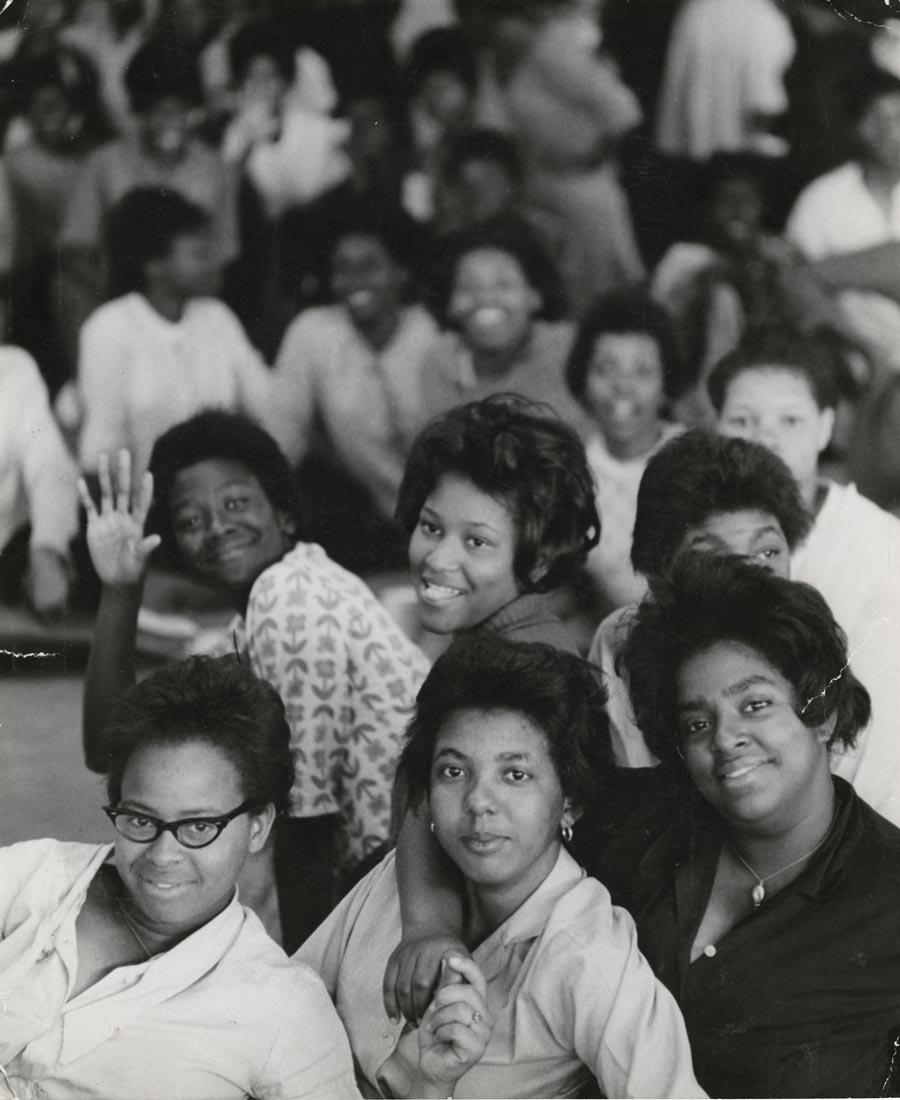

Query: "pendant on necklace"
(751, 883), (766, 908)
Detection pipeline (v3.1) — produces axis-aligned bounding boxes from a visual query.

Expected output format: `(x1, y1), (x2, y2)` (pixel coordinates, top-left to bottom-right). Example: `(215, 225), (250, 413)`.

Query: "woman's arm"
(79, 452), (160, 772)
(382, 805), (469, 1025)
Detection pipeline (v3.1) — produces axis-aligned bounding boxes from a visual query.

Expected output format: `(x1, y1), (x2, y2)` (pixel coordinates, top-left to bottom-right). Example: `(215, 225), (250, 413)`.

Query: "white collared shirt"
(0, 839), (360, 1099)
(297, 847), (705, 1099)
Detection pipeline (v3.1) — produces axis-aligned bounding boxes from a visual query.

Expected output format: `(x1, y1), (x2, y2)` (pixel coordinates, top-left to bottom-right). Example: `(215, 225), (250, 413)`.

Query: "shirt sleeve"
(267, 313), (319, 465)
(254, 963), (362, 1100)
(538, 905), (706, 1099)
(9, 351), (79, 552)
(76, 307), (129, 471)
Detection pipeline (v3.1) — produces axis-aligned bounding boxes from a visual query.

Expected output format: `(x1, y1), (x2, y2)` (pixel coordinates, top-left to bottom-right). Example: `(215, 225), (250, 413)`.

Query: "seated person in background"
(395, 395), (599, 654)
(0, 654), (359, 1099)
(651, 152), (844, 424)
(299, 637), (705, 1100)
(75, 187), (273, 478)
(711, 327), (900, 824)
(57, 35), (238, 365)
(387, 556), (900, 1099)
(415, 227), (589, 437)
(588, 429), (810, 765)
(0, 303), (79, 618)
(221, 20), (350, 221)
(79, 412), (430, 951)
(433, 128), (571, 317)
(403, 26), (475, 222)
(268, 210), (437, 574)
(566, 288), (687, 615)
(4, 51), (110, 395)
(786, 65), (900, 371)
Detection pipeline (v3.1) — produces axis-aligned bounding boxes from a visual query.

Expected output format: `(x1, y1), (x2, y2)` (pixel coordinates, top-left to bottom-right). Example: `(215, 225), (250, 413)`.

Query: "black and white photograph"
(3, 0), (900, 1096)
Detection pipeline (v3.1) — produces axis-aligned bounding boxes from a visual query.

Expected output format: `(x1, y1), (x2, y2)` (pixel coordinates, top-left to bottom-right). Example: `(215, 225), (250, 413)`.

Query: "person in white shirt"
(75, 186), (273, 476)
(0, 653), (360, 1100)
(786, 66), (900, 370)
(710, 327), (900, 825)
(0, 330), (78, 618)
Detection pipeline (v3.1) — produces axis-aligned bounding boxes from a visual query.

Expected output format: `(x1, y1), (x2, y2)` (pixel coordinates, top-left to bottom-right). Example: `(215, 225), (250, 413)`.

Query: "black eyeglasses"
(103, 799), (254, 849)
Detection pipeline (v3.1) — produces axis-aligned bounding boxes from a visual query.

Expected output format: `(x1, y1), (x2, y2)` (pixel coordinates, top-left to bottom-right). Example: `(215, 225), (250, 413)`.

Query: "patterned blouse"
(229, 543), (430, 870)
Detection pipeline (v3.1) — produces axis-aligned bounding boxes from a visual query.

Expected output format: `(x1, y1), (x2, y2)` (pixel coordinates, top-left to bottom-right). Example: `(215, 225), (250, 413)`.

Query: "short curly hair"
(566, 288), (687, 404)
(620, 554), (871, 766)
(707, 326), (840, 413)
(396, 395), (599, 593)
(104, 655), (295, 815)
(107, 186), (210, 295)
(148, 411), (303, 556)
(630, 430), (812, 577)
(399, 635), (613, 822)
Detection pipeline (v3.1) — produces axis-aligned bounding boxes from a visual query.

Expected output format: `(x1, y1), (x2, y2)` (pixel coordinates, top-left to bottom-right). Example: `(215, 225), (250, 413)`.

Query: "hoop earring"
(429, 821), (435, 833)
(561, 824), (573, 844)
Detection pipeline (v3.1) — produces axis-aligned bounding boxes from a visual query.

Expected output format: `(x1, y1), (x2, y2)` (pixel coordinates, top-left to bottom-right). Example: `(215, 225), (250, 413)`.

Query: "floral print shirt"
(230, 543), (430, 869)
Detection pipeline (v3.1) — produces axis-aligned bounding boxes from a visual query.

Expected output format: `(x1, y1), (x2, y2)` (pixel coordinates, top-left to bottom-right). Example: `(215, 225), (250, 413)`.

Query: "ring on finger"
(470, 1010), (483, 1028)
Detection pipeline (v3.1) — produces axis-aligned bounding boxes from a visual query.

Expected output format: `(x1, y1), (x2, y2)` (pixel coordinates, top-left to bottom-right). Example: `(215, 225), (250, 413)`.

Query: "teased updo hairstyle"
(148, 410), (303, 555)
(630, 430), (812, 578)
(396, 395), (599, 593)
(105, 655), (295, 814)
(400, 635), (613, 823)
(620, 554), (871, 766)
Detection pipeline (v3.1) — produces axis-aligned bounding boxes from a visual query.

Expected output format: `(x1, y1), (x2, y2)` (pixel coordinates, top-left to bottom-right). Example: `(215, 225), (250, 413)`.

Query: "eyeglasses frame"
(102, 798), (255, 849)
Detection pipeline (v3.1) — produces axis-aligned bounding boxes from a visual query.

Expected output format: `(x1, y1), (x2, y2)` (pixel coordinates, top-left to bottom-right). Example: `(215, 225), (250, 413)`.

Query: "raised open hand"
(77, 450), (161, 588)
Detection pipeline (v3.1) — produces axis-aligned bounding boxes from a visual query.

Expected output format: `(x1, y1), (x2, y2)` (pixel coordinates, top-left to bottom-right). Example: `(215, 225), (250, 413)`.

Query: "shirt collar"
(472, 848), (585, 980)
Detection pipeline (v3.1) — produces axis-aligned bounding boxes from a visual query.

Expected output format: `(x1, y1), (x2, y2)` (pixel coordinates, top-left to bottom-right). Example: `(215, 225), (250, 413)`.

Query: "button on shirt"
(0, 839), (360, 1100)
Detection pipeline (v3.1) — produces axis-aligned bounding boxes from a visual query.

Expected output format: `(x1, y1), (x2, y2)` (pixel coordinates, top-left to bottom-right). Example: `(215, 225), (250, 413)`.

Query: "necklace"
(117, 901), (157, 960)
(730, 821), (834, 909)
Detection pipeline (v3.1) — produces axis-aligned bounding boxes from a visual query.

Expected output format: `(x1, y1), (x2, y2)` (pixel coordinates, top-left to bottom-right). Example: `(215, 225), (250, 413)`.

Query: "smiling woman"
(79, 412), (429, 952)
(396, 395), (599, 650)
(0, 655), (360, 1100)
(297, 637), (706, 1100)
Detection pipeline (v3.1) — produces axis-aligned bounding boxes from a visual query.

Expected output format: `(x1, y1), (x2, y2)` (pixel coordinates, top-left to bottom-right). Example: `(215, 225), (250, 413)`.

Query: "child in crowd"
(395, 395), (599, 654)
(434, 128), (570, 318)
(74, 187), (272, 478)
(415, 228), (588, 437)
(588, 429), (810, 766)
(58, 35), (238, 365)
(80, 412), (430, 951)
(710, 327), (900, 824)
(4, 52), (109, 393)
(403, 26), (475, 222)
(269, 211), (437, 574)
(566, 288), (686, 613)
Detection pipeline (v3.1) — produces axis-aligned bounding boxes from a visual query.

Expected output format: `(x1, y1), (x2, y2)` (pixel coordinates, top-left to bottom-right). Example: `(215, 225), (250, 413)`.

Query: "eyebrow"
(117, 800), (224, 817)
(677, 673), (776, 712)
(433, 748), (534, 762)
(420, 506), (503, 535)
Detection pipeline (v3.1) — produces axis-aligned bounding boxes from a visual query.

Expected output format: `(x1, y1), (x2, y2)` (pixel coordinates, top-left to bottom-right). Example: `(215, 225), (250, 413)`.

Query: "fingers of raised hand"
(114, 450), (132, 513)
(384, 938), (464, 1026)
(429, 979), (489, 1025)
(77, 477), (97, 519)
